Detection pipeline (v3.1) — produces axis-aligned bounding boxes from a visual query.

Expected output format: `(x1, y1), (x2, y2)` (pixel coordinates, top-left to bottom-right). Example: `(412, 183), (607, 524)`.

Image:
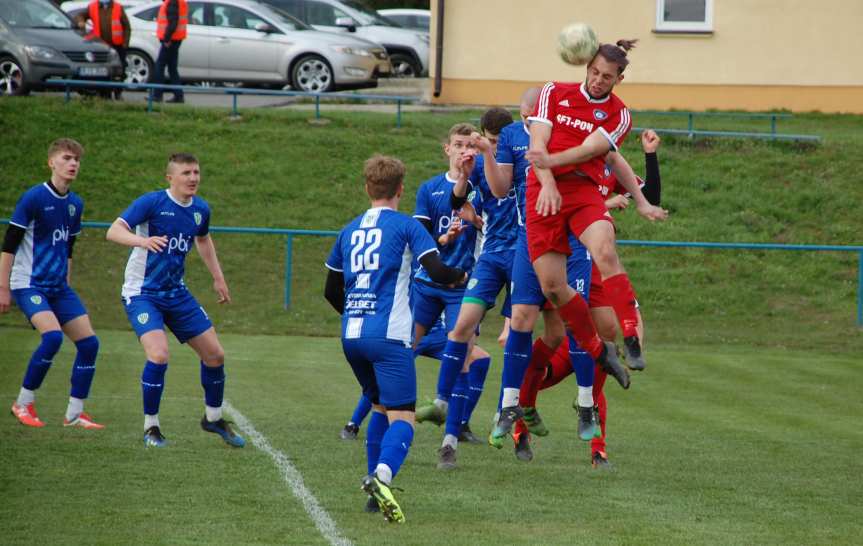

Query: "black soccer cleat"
(575, 405), (598, 441)
(364, 495), (380, 513)
(340, 423), (359, 441)
(623, 336), (647, 371)
(437, 444), (458, 470)
(597, 341), (630, 389)
(514, 431), (533, 462)
(458, 423), (483, 444)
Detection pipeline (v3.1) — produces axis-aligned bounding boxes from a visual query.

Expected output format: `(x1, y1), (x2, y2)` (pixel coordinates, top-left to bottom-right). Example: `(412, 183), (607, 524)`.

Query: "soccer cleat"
(597, 341), (630, 390)
(364, 495), (380, 513)
(414, 401), (446, 426)
(522, 407), (549, 437)
(490, 405), (524, 442)
(340, 423), (359, 440)
(513, 431), (533, 462)
(458, 423), (483, 444)
(361, 474), (405, 523)
(592, 450), (612, 469)
(593, 406), (602, 439)
(575, 405), (598, 441)
(144, 426), (167, 447)
(11, 402), (45, 428)
(488, 430), (504, 449)
(63, 412), (105, 430)
(201, 416), (246, 448)
(436, 444), (457, 470)
(623, 336), (647, 371)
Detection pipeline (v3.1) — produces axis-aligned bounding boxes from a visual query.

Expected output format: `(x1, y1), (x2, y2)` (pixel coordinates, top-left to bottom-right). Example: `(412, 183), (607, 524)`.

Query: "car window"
(134, 6), (159, 21)
(188, 2), (205, 25)
(342, 0), (397, 26)
(212, 4), (266, 30)
(264, 0), (302, 19)
(0, 0), (72, 29)
(305, 1), (349, 26)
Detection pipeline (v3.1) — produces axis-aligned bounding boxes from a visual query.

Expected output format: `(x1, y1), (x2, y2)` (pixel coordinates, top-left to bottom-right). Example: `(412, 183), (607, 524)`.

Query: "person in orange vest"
(79, 0), (131, 98)
(152, 0), (188, 103)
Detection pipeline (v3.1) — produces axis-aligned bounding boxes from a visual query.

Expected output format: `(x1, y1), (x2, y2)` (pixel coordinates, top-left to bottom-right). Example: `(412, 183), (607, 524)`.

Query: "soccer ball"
(557, 23), (599, 66)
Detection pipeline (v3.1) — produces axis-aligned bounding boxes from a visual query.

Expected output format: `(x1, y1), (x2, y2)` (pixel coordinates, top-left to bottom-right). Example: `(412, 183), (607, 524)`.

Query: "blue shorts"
(412, 281), (464, 332)
(123, 291), (212, 343)
(12, 286), (87, 325)
(463, 250), (514, 310)
(342, 337), (416, 407)
(511, 230), (592, 307)
(416, 324), (446, 360)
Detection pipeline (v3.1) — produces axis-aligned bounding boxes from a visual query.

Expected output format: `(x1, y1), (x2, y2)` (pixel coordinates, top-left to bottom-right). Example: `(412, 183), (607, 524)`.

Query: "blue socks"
(351, 394), (373, 426)
(569, 336), (595, 388)
(365, 411), (389, 475)
(141, 361), (167, 416)
(502, 329), (532, 390)
(461, 356), (490, 427)
(378, 420), (414, 480)
(200, 362), (225, 408)
(437, 339), (468, 400)
(445, 372), (469, 437)
(70, 336), (99, 399)
(22, 330), (63, 390)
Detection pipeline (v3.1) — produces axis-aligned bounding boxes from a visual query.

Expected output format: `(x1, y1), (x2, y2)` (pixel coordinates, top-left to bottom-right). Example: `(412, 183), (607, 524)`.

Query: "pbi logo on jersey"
(137, 312), (149, 325)
(468, 278), (479, 290)
(167, 233), (190, 254)
(593, 109), (608, 121)
(438, 214), (463, 233)
(194, 212), (202, 226)
(30, 295), (43, 305)
(68, 204), (76, 217)
(52, 226), (69, 246)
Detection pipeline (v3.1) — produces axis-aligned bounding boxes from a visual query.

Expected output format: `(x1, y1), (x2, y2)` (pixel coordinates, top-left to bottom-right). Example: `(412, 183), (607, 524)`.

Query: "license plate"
(78, 66), (108, 77)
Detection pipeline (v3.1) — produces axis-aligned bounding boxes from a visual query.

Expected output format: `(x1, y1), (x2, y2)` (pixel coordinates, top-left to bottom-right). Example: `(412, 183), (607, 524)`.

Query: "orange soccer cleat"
(63, 412), (105, 430)
(11, 402), (45, 428)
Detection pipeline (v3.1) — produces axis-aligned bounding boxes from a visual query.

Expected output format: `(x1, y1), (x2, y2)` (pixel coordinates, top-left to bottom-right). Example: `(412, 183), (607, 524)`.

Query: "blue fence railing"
(44, 79), (419, 127)
(629, 110), (820, 142)
(2, 219), (861, 325)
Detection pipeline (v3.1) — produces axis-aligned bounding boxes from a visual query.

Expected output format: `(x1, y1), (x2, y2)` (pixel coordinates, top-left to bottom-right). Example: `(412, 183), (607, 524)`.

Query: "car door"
(207, 3), (280, 81)
(177, 2), (210, 79)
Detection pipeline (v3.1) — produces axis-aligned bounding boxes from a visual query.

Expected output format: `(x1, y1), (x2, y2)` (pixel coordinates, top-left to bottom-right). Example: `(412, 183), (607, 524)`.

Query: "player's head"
(364, 154), (405, 204)
(519, 87), (541, 124)
(166, 152), (201, 199)
(585, 39), (637, 99)
(480, 108), (513, 150)
(47, 138), (84, 183)
(444, 122), (477, 166)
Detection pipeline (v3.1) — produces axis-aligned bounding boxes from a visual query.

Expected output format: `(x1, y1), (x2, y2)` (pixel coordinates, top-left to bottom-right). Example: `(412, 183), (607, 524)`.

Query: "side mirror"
(334, 16), (356, 32)
(255, 22), (277, 34)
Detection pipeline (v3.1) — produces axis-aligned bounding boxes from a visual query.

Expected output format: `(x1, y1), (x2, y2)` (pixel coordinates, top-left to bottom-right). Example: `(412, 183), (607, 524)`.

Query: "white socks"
(577, 386), (594, 408)
(375, 463), (393, 485)
(65, 397), (84, 421)
(16, 387), (35, 407)
(433, 398), (448, 412)
(502, 387), (520, 408)
(205, 405), (223, 423)
(144, 414), (160, 431)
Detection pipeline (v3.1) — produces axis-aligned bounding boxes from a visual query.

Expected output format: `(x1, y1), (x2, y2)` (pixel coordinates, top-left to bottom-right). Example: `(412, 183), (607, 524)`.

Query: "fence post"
(687, 113), (694, 139)
(315, 95), (320, 120)
(770, 115), (777, 139)
(858, 250), (862, 327)
(147, 87), (153, 113)
(64, 83), (71, 103)
(396, 99), (402, 128)
(232, 93), (238, 118)
(284, 234), (294, 309)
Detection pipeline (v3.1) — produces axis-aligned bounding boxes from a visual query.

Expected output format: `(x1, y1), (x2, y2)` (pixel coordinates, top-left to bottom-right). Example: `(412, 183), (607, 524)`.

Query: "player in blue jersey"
(1, 139), (103, 430)
(105, 153), (243, 449)
(324, 155), (466, 522)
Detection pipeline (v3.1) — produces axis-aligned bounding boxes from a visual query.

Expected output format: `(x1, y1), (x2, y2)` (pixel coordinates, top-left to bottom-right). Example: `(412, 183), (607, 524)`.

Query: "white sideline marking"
(224, 401), (354, 546)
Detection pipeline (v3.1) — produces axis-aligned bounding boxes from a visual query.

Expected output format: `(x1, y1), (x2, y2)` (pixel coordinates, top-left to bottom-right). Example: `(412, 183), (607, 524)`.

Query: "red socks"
(602, 273), (639, 338)
(519, 339), (555, 408)
(556, 294), (603, 358)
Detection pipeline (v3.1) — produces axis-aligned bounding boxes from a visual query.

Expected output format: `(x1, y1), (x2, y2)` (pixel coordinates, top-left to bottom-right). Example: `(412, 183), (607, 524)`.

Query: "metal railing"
(630, 110), (820, 142)
(44, 79), (420, 127)
(2, 219), (861, 325)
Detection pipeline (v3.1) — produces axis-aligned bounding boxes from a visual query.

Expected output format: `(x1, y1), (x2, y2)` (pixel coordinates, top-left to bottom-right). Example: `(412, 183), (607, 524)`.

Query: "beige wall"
(429, 0), (863, 112)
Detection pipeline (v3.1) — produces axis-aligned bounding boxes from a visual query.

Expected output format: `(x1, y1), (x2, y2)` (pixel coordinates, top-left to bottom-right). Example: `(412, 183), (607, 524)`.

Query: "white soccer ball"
(557, 22), (599, 66)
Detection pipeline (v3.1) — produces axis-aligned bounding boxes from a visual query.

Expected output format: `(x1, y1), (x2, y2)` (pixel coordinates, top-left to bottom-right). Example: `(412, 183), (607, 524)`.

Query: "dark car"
(0, 0), (124, 95)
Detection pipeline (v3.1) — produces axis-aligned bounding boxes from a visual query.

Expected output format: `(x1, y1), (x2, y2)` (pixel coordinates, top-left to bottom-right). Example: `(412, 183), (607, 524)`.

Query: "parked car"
(102, 0), (389, 92)
(0, 0), (124, 95)
(377, 8), (428, 32)
(259, 0), (428, 77)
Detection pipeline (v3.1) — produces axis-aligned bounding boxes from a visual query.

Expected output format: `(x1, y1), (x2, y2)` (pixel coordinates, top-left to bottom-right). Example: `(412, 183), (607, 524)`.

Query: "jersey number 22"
(350, 228), (381, 272)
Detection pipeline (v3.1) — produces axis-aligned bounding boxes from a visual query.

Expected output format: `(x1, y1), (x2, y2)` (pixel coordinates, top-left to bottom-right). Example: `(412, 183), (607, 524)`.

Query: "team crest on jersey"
(593, 109), (608, 121)
(194, 212), (202, 226)
(467, 190), (477, 202)
(137, 313), (149, 325)
(30, 295), (43, 305)
(468, 278), (479, 290)
(68, 204), (76, 217)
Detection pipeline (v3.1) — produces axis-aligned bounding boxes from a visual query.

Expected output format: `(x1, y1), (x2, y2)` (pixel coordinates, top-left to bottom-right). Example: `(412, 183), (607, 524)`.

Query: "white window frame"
(655, 0), (714, 32)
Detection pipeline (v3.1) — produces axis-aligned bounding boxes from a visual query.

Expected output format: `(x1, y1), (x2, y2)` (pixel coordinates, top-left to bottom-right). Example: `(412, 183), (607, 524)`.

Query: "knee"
(596, 321), (617, 342)
(592, 243), (620, 273)
(147, 348), (170, 365)
(75, 335), (100, 356)
(510, 306), (535, 331)
(450, 319), (475, 342)
(203, 347), (225, 366)
(42, 330), (64, 354)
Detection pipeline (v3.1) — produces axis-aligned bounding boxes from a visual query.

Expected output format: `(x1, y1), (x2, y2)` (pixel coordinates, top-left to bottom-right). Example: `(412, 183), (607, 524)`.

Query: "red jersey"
(597, 164), (644, 198)
(529, 81), (631, 185)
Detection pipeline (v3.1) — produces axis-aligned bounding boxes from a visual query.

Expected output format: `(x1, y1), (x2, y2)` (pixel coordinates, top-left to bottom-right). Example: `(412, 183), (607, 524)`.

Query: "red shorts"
(525, 172), (612, 262)
(588, 262), (611, 308)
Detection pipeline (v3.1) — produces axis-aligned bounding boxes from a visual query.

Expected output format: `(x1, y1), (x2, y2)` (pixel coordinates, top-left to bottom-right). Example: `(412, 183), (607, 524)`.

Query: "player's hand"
(141, 235), (168, 252)
(447, 271), (469, 288)
(606, 194), (630, 210)
(641, 129), (661, 153)
(470, 131), (493, 154)
(457, 203), (484, 230)
(438, 217), (465, 245)
(456, 151), (476, 179)
(536, 184), (562, 216)
(214, 278), (231, 304)
(636, 202), (668, 222)
(0, 285), (11, 313)
(526, 149), (554, 169)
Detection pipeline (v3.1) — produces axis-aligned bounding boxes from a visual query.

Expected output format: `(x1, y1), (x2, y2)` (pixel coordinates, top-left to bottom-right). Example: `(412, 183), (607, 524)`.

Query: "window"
(133, 6), (159, 22)
(212, 4), (266, 30)
(305, 1), (350, 26)
(188, 3), (206, 25)
(655, 0), (713, 33)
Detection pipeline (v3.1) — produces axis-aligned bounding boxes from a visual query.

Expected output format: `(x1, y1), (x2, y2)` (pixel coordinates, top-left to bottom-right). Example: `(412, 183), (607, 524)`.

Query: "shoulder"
(20, 183), (46, 201)
(192, 195), (210, 211)
(609, 93), (629, 112)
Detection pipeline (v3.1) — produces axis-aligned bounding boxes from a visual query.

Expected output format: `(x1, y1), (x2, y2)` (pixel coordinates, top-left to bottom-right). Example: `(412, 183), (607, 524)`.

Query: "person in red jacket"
(152, 0), (188, 103)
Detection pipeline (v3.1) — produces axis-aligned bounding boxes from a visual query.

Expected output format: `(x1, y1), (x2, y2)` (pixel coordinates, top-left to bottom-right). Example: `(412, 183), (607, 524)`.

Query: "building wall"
(429, 0), (863, 112)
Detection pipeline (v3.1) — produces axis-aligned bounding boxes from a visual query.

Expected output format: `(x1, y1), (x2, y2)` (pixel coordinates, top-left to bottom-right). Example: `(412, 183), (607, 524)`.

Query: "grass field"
(1, 328), (861, 545)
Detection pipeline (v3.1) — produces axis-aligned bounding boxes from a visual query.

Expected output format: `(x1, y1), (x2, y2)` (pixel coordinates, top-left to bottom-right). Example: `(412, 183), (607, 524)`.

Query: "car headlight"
(416, 33), (429, 45)
(24, 45), (64, 62)
(331, 45), (372, 57)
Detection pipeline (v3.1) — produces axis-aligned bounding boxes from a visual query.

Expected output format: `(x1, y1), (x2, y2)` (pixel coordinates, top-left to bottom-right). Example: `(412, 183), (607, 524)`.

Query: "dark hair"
(364, 154), (405, 200)
(480, 107), (514, 136)
(168, 152), (199, 166)
(593, 39), (638, 74)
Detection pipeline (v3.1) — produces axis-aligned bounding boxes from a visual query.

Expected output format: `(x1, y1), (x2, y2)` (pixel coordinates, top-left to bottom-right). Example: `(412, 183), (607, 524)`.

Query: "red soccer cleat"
(11, 402), (45, 428)
(63, 412), (105, 430)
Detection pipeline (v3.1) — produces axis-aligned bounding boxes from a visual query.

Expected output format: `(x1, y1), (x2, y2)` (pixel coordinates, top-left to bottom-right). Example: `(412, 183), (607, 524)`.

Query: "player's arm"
(106, 218), (168, 251)
(419, 251), (466, 286)
(66, 235), (77, 285)
(471, 132), (513, 198)
(527, 130), (612, 170)
(195, 234), (231, 304)
(640, 129), (661, 206)
(324, 269), (344, 314)
(0, 224), (25, 313)
(528, 121), (563, 216)
(606, 151), (667, 222)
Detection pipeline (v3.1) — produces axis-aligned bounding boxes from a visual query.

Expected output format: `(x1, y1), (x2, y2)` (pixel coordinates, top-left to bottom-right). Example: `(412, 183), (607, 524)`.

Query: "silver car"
(124, 0), (390, 92)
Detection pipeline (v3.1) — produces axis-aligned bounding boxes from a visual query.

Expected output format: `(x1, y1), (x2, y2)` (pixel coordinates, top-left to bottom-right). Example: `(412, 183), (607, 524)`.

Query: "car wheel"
(388, 53), (419, 78)
(291, 54), (333, 93)
(0, 56), (28, 96)
(125, 50), (153, 84)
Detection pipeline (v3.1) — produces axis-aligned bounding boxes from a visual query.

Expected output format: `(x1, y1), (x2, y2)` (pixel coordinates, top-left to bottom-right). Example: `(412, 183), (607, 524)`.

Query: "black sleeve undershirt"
(419, 251), (465, 286)
(641, 152), (661, 206)
(450, 191), (468, 210)
(324, 269), (345, 314)
(2, 224), (25, 254)
(416, 217), (433, 234)
(68, 235), (77, 258)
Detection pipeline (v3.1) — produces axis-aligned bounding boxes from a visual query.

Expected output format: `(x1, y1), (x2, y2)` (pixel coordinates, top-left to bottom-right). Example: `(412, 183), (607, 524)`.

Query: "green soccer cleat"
(490, 405), (523, 442)
(488, 429), (504, 449)
(575, 405), (598, 441)
(522, 407), (549, 437)
(415, 400), (446, 426)
(361, 474), (405, 523)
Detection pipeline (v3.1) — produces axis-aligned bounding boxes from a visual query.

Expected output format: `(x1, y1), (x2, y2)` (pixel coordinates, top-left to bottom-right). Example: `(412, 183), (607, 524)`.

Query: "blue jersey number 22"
(349, 228), (381, 273)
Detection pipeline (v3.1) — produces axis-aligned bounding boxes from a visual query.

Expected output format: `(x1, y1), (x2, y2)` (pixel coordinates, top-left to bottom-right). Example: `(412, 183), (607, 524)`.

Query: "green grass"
(1, 329), (861, 545)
